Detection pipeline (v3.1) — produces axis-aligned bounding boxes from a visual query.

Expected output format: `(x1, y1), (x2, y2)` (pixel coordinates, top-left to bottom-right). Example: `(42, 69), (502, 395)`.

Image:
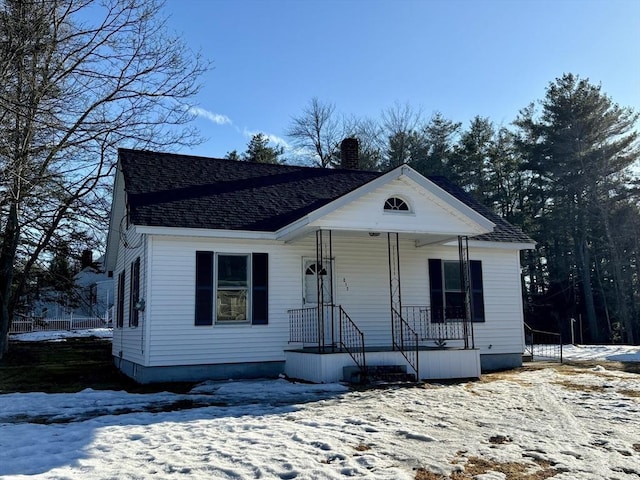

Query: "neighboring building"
(73, 252), (115, 321)
(29, 251), (114, 321)
(105, 142), (535, 384)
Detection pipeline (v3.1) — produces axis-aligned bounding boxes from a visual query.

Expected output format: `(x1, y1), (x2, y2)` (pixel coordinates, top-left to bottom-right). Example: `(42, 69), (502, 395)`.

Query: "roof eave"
(135, 225), (280, 241)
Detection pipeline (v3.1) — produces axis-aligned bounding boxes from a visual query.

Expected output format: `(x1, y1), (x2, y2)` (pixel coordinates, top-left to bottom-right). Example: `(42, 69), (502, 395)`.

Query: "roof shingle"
(118, 149), (533, 244)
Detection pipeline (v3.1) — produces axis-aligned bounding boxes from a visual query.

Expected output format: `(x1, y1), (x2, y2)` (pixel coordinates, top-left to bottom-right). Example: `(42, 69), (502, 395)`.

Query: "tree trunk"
(593, 254), (613, 340)
(0, 202), (20, 359)
(574, 234), (599, 341)
(601, 211), (634, 344)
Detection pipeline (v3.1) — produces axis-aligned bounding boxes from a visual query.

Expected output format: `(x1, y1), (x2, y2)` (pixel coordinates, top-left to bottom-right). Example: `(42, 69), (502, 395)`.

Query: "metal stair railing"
(337, 305), (366, 376)
(524, 322), (563, 362)
(391, 307), (419, 380)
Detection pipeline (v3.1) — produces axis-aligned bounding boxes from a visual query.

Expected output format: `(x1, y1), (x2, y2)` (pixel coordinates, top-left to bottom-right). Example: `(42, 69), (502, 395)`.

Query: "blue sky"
(164, 0), (640, 160)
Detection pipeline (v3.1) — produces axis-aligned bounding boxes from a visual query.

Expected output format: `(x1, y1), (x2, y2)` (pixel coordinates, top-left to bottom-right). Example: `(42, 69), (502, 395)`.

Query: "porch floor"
(288, 345), (470, 354)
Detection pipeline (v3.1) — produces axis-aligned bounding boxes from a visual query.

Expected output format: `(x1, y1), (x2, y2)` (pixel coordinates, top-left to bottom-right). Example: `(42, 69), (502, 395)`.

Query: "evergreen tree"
(452, 116), (494, 202)
(242, 133), (284, 164)
(225, 150), (241, 161)
(515, 74), (639, 342)
(410, 112), (461, 178)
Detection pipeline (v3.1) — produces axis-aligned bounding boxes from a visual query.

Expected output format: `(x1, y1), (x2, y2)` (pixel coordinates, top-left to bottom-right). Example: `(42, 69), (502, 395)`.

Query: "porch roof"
(117, 149), (533, 244)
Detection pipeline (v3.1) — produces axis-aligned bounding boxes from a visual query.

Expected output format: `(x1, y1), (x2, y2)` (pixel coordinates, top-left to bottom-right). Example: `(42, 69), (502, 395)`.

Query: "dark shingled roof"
(118, 149), (533, 244)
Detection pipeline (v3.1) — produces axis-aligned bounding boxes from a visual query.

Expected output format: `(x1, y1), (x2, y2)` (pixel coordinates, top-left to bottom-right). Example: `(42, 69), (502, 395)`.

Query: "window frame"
(215, 253), (251, 324)
(443, 260), (464, 319)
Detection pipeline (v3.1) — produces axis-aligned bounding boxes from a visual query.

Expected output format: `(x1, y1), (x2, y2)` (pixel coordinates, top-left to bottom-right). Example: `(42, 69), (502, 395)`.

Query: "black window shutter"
(117, 272), (125, 328)
(195, 251), (214, 325)
(252, 253), (268, 325)
(129, 262), (134, 327)
(428, 259), (444, 322)
(470, 260), (485, 322)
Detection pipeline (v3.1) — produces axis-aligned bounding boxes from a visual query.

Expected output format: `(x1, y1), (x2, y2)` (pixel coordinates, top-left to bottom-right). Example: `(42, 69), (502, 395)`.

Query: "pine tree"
(515, 74), (639, 342)
(242, 133), (284, 164)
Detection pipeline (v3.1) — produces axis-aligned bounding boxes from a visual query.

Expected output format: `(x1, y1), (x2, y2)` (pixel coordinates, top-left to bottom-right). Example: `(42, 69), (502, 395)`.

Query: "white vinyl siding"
(146, 237), (293, 367)
(111, 226), (146, 365)
(136, 233), (525, 368)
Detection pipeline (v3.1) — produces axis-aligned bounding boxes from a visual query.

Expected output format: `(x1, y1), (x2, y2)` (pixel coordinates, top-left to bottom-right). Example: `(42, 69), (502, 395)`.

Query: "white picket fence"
(9, 315), (111, 334)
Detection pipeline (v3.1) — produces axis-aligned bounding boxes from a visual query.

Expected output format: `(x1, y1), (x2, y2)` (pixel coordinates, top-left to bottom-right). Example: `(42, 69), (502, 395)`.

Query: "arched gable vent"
(384, 196), (410, 212)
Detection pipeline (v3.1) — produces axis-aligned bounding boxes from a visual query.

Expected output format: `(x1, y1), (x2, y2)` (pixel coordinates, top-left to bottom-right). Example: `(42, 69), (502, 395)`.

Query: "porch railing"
(391, 307), (419, 380)
(524, 322), (563, 363)
(401, 305), (471, 346)
(288, 306), (319, 345)
(337, 305), (366, 376)
(288, 305), (367, 375)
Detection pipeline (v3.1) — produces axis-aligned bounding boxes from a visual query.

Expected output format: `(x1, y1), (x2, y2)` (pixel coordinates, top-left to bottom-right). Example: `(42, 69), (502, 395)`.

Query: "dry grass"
(456, 456), (557, 480)
(415, 468), (447, 480)
(354, 443), (371, 452)
(415, 455), (557, 480)
(562, 360), (640, 375)
(554, 380), (606, 393)
(618, 389), (640, 398)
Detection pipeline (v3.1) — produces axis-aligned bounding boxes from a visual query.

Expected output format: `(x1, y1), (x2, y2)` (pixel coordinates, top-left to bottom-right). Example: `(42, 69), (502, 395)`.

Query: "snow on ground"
(10, 328), (113, 342)
(562, 344), (640, 363)
(1, 333), (639, 479)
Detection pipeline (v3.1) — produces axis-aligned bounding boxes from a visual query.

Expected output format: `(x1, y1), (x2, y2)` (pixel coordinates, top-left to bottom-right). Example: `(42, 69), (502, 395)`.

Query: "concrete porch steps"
(343, 365), (417, 384)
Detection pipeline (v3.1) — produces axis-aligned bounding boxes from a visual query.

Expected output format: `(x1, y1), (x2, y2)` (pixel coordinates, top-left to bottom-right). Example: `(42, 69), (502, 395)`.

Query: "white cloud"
(242, 129), (291, 149)
(190, 106), (232, 125)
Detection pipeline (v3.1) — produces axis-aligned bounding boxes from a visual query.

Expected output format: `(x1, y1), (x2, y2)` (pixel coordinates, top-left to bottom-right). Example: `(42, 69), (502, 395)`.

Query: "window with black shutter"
(195, 252), (268, 325)
(428, 259), (485, 322)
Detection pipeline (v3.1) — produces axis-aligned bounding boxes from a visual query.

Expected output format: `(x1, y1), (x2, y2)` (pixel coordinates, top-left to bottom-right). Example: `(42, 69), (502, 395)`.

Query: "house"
(27, 250), (114, 321)
(105, 141), (535, 384)
(72, 251), (114, 321)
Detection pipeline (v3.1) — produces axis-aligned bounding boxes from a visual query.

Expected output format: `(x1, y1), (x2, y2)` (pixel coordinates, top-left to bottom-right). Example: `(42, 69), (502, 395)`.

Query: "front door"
(303, 258), (335, 347)
(303, 258), (333, 306)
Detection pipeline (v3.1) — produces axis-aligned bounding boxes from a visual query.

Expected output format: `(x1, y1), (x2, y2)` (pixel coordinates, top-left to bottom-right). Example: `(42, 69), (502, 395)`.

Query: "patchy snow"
(1, 333), (639, 479)
(10, 328), (113, 342)
(0, 366), (639, 479)
(562, 344), (640, 363)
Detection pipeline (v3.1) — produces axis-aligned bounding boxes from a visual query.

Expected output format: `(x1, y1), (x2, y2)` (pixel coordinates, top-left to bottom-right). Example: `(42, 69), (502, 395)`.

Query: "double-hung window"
(195, 252), (268, 326)
(428, 259), (485, 322)
(217, 254), (249, 322)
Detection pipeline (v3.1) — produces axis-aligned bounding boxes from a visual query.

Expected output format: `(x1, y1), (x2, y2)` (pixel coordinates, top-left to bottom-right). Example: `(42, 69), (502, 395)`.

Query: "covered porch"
(284, 229), (482, 383)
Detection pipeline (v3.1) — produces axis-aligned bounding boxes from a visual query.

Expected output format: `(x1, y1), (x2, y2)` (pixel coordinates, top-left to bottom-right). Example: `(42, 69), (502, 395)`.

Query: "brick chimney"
(340, 137), (359, 170)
